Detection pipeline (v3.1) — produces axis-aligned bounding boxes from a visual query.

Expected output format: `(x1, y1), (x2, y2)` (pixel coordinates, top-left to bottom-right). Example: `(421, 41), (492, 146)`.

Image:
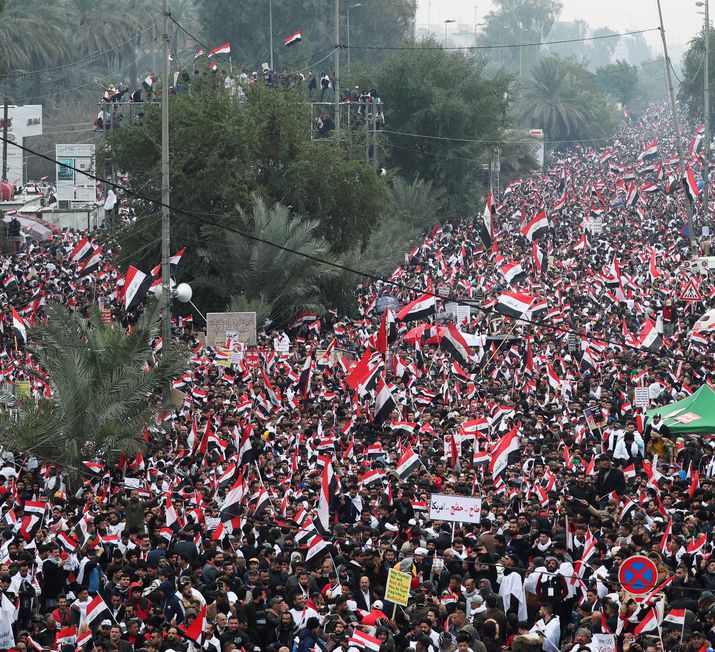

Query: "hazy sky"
(416, 0), (703, 56)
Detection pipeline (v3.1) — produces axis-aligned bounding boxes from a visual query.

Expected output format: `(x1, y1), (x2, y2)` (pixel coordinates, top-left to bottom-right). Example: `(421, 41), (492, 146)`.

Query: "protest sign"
(385, 568), (411, 607)
(429, 493), (482, 524)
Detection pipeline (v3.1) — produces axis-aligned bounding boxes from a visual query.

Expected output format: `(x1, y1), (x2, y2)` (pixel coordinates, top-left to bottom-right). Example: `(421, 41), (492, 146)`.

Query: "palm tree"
(198, 195), (342, 320)
(390, 176), (444, 232)
(518, 57), (616, 144)
(0, 0), (72, 74)
(0, 301), (186, 484)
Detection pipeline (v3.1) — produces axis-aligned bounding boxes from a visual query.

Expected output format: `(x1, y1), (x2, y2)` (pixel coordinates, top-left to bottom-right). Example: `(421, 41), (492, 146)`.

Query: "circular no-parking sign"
(618, 555), (658, 595)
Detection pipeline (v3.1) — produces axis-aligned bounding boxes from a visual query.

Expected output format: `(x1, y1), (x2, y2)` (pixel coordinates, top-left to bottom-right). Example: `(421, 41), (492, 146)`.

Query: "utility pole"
(1, 99), (8, 182)
(657, 0), (698, 257)
(335, 0), (341, 131)
(269, 0), (274, 73)
(161, 0), (172, 350)
(704, 0), (710, 229)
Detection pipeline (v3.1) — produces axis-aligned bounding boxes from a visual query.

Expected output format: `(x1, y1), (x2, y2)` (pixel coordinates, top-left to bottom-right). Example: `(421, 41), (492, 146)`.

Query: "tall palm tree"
(198, 195), (341, 320)
(518, 57), (616, 144)
(0, 0), (72, 74)
(0, 301), (186, 483)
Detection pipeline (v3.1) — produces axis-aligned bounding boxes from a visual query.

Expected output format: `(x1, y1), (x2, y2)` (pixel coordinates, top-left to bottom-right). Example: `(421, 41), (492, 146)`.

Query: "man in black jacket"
(595, 453), (626, 507)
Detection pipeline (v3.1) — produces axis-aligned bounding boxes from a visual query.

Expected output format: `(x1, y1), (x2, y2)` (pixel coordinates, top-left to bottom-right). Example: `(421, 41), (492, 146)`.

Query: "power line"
(0, 23), (158, 79)
(0, 135), (707, 368)
(342, 27), (661, 51)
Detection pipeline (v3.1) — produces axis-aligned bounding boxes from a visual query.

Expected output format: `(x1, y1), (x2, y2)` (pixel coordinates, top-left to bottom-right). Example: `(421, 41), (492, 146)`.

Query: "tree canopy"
(0, 301), (186, 479)
(517, 56), (618, 143)
(368, 39), (511, 215)
(679, 27), (715, 120)
(109, 81), (393, 314)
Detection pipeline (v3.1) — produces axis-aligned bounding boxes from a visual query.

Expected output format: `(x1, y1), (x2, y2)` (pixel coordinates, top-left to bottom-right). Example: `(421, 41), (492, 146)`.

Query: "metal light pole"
(657, 0), (698, 257)
(697, 1), (711, 227)
(335, 0), (341, 130)
(269, 0), (274, 72)
(161, 0), (172, 349)
(347, 3), (361, 77)
(444, 19), (456, 47)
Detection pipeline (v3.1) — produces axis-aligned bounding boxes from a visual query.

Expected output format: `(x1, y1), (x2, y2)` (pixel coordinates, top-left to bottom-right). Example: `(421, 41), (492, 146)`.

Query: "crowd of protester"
(0, 101), (713, 652)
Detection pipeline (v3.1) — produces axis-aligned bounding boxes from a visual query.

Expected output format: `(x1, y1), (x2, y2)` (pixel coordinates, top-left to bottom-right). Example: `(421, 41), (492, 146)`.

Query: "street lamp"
(444, 19), (456, 47)
(697, 1), (711, 227)
(347, 2), (362, 77)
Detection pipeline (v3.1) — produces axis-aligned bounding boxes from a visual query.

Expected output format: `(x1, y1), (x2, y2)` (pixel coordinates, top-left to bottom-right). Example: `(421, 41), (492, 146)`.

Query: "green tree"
(587, 26), (619, 69)
(390, 175), (443, 232)
(373, 38), (511, 214)
(679, 27), (715, 120)
(480, 0), (563, 72)
(0, 0), (72, 74)
(110, 83), (392, 312)
(518, 56), (617, 143)
(198, 195), (342, 320)
(0, 302), (186, 481)
(596, 60), (639, 106)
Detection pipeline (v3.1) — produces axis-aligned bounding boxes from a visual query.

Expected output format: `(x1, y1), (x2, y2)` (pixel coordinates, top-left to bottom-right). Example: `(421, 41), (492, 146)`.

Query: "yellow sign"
(15, 382), (30, 399)
(385, 568), (411, 607)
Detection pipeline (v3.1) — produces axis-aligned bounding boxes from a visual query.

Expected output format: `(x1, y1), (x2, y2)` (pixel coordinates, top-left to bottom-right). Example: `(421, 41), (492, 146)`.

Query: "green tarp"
(645, 384), (715, 435)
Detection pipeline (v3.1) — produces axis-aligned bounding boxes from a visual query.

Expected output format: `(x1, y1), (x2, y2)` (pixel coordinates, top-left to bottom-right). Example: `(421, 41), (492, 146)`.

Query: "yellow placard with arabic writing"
(15, 382), (31, 399)
(385, 568), (411, 607)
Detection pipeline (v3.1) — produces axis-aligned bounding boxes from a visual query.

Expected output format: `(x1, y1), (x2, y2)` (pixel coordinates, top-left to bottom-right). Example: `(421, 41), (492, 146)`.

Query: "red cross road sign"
(618, 555), (658, 595)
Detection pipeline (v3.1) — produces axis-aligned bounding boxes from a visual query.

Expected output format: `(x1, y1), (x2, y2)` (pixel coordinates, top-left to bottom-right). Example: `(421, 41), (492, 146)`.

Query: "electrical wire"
(0, 22), (158, 79)
(342, 27), (661, 51)
(0, 135), (708, 368)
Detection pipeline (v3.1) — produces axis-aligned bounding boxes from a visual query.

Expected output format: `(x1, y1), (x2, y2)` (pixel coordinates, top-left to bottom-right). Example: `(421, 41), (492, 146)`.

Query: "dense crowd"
(0, 102), (714, 652)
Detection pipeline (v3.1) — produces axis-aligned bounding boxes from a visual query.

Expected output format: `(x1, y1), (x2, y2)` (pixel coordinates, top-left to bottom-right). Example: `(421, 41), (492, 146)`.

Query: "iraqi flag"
(122, 266), (152, 312)
(637, 318), (662, 353)
(497, 256), (526, 286)
(284, 31), (302, 46)
(633, 607), (658, 636)
(532, 242), (548, 275)
(297, 354), (313, 399)
(495, 291), (533, 319)
(376, 308), (397, 354)
(85, 594), (111, 629)
(70, 238), (93, 262)
(151, 248), (186, 277)
(477, 192), (495, 248)
(638, 140), (658, 161)
(78, 246), (102, 276)
(12, 307), (28, 344)
(520, 210), (549, 242)
(373, 376), (396, 423)
(663, 608), (686, 626)
(441, 322), (472, 366)
(574, 234), (588, 251)
(56, 628), (77, 647)
(349, 630), (382, 652)
(396, 444), (421, 480)
(488, 427), (519, 478)
(396, 293), (436, 322)
(683, 166), (700, 204)
(304, 534), (330, 569)
(208, 42), (230, 57)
